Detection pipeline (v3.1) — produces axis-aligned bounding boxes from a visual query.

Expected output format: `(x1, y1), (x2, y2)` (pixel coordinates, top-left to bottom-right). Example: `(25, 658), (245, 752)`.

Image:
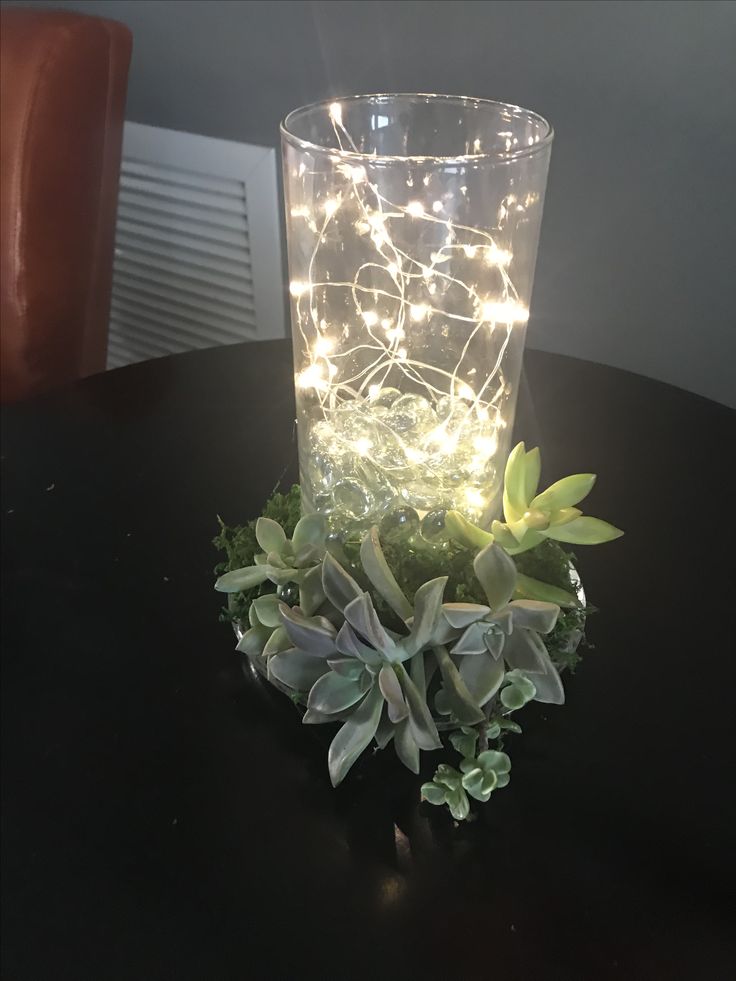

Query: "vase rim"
(281, 92), (553, 165)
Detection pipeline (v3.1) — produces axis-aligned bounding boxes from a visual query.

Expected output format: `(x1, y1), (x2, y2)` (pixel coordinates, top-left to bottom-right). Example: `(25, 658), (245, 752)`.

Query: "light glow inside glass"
(281, 94), (553, 529)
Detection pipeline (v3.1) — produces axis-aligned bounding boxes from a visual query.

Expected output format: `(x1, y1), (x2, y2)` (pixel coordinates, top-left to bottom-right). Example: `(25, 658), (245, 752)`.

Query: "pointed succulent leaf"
(262, 625), (291, 657)
(484, 628), (506, 659)
(335, 622), (382, 666)
(375, 708), (395, 749)
(279, 603), (337, 657)
(503, 528), (545, 555)
(410, 648), (427, 695)
(253, 593), (282, 628)
(328, 684), (384, 786)
(459, 651), (505, 707)
(407, 577), (448, 653)
(545, 516), (624, 545)
(302, 706), (341, 724)
(474, 542), (517, 611)
(549, 506), (583, 527)
(444, 510), (494, 550)
(271, 566), (308, 586)
(523, 654), (565, 705)
(298, 564), (325, 617)
(398, 665), (442, 750)
(433, 645), (485, 724)
(293, 543), (323, 567)
(291, 512), (327, 552)
(531, 473), (596, 512)
(421, 782), (447, 806)
(307, 671), (368, 714)
(326, 656), (366, 680)
(452, 621), (489, 656)
(321, 552), (363, 612)
(235, 624), (272, 657)
(394, 718), (420, 774)
(256, 517), (287, 554)
(503, 442), (529, 522)
(378, 665), (409, 723)
(449, 727), (478, 759)
(522, 446), (542, 502)
(443, 602), (491, 629)
(513, 573), (580, 608)
(508, 600), (560, 634)
(344, 593), (395, 655)
(248, 603), (260, 628)
(268, 649), (329, 691)
(360, 526), (413, 621)
(215, 565), (271, 593)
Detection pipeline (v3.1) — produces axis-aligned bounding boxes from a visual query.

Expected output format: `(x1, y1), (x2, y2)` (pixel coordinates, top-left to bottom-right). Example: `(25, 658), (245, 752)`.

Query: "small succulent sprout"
(214, 513), (328, 593)
(235, 591), (292, 658)
(421, 764), (470, 821)
(460, 750), (511, 802)
(449, 726), (479, 759)
(493, 442), (623, 555)
(500, 669), (537, 710)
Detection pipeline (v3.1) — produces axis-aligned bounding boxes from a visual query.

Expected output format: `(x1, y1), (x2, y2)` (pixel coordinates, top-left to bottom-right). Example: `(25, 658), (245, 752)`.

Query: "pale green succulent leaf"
(256, 516), (287, 554)
(291, 513), (327, 552)
(394, 717), (420, 774)
(253, 593), (282, 628)
(451, 621), (489, 657)
(378, 665), (409, 723)
(459, 650), (505, 707)
(522, 446), (542, 502)
(262, 625), (291, 657)
(375, 708), (395, 749)
(446, 786), (470, 821)
(442, 602), (491, 629)
(328, 684), (384, 786)
(298, 564), (325, 617)
(513, 573), (580, 608)
(473, 542), (518, 611)
(444, 510), (494, 550)
(215, 565), (271, 593)
(360, 526), (413, 622)
(503, 442), (529, 522)
(508, 599), (560, 634)
(344, 593), (395, 655)
(433, 763), (462, 790)
(545, 516), (624, 545)
(490, 520), (519, 551)
(326, 656), (365, 680)
(279, 603), (337, 657)
(407, 576), (448, 654)
(335, 622), (382, 666)
(433, 645), (485, 724)
(477, 749), (511, 773)
(549, 506), (583, 527)
(398, 666), (442, 750)
(308, 671), (368, 714)
(321, 551), (363, 611)
(449, 727), (478, 759)
(269, 649), (329, 691)
(421, 782), (447, 805)
(531, 473), (596, 512)
(235, 624), (272, 657)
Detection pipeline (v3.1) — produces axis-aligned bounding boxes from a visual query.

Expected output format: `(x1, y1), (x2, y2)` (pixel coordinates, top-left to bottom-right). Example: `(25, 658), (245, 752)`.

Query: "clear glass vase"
(281, 94), (552, 530)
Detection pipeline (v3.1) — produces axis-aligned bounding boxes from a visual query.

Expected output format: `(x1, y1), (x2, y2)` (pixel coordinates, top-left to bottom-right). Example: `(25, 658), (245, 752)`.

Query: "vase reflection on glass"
(281, 94), (553, 531)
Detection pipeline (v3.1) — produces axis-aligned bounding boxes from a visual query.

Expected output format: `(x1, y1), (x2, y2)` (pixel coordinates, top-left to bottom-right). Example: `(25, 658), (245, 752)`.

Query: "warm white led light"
(480, 300), (529, 324)
(289, 281), (308, 297)
(406, 200), (424, 217)
(329, 102), (342, 125)
(362, 310), (379, 327)
(410, 303), (428, 322)
(313, 336), (334, 357)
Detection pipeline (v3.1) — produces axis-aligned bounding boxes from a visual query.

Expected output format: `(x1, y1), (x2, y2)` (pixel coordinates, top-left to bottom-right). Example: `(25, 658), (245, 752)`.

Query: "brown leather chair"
(0, 7), (131, 402)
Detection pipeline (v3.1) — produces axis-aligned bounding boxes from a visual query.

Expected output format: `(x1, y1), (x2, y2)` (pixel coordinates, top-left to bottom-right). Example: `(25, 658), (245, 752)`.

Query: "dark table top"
(2, 342), (735, 981)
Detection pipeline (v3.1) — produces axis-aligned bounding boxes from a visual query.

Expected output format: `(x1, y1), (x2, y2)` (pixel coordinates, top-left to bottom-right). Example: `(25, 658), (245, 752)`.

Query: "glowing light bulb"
(329, 102), (342, 125)
(368, 384), (381, 399)
(485, 245), (512, 267)
(290, 206), (309, 218)
(314, 336), (334, 357)
(380, 318), (393, 330)
(323, 198), (340, 217)
(386, 327), (405, 343)
(410, 303), (428, 322)
(362, 310), (379, 327)
(466, 488), (486, 508)
(353, 437), (373, 454)
(463, 245), (478, 258)
(355, 220), (370, 234)
(473, 434), (498, 457)
(457, 382), (475, 401)
(480, 300), (529, 324)
(406, 200), (424, 217)
(297, 364), (326, 390)
(397, 347), (408, 360)
(387, 262), (400, 277)
(432, 200), (443, 213)
(289, 281), (308, 297)
(406, 447), (427, 464)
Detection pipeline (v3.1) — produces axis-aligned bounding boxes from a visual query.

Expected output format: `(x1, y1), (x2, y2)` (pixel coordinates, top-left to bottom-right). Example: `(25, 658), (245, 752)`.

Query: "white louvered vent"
(108, 123), (284, 369)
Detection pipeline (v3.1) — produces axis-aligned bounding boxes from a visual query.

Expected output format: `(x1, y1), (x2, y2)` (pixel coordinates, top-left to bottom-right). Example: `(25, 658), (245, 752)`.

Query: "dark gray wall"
(13, 0), (736, 406)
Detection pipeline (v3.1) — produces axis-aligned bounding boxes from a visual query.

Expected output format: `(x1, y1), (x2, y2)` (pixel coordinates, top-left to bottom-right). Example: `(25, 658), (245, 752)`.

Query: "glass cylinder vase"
(281, 94), (552, 531)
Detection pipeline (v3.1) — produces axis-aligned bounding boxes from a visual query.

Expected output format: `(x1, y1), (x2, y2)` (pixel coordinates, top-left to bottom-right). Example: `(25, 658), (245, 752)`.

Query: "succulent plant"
(421, 764), (471, 821)
(215, 513), (328, 592)
(491, 442), (623, 555)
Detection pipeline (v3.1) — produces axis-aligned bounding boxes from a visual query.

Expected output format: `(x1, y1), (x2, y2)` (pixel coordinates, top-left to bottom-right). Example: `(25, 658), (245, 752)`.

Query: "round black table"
(2, 342), (735, 981)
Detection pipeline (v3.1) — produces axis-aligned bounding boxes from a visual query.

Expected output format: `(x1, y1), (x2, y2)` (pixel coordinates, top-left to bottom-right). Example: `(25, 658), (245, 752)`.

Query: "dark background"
(9, 0), (736, 406)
